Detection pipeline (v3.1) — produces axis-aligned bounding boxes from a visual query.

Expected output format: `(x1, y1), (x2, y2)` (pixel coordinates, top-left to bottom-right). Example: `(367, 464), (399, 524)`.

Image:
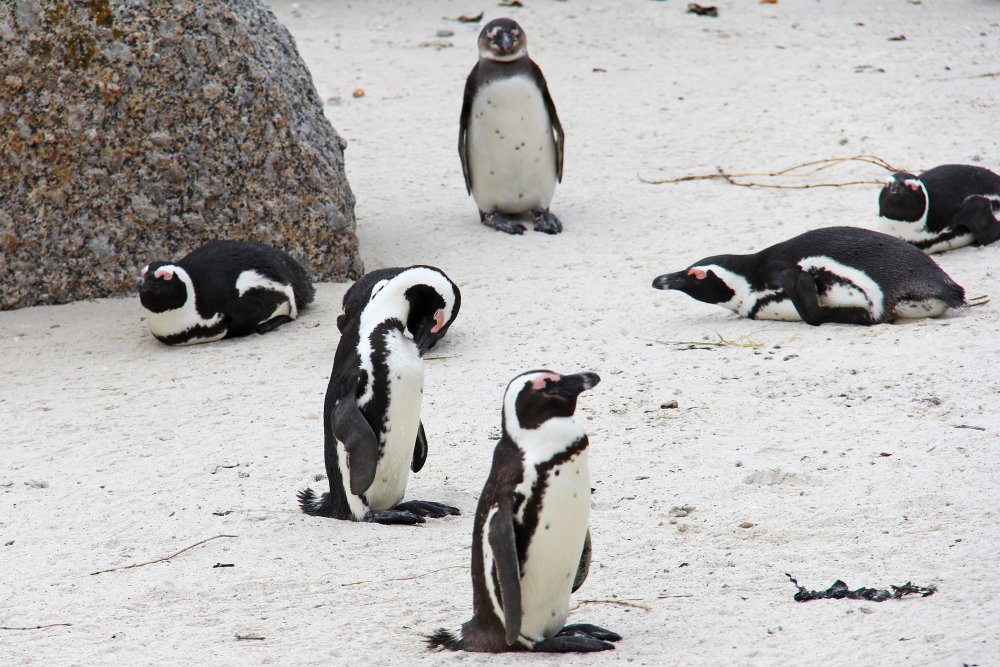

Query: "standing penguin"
(336, 266), (462, 351)
(428, 370), (621, 653)
(652, 226), (967, 325)
(138, 240), (314, 345)
(297, 266), (461, 525)
(879, 164), (1000, 253)
(459, 18), (565, 235)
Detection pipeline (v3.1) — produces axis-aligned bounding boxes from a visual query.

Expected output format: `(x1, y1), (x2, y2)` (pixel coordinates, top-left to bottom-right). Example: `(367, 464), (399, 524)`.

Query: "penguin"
(138, 240), (314, 345)
(879, 164), (1000, 253)
(652, 226), (967, 326)
(459, 18), (565, 235)
(336, 265), (462, 351)
(297, 266), (461, 525)
(428, 370), (621, 653)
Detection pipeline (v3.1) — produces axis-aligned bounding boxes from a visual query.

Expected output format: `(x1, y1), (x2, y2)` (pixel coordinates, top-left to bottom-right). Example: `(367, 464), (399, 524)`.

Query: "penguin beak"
(651, 272), (685, 291)
(412, 309), (445, 355)
(547, 372), (601, 399)
(494, 31), (513, 54)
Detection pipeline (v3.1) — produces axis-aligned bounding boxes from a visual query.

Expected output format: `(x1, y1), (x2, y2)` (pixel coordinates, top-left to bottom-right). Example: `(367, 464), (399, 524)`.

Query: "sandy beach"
(2, 1), (999, 664)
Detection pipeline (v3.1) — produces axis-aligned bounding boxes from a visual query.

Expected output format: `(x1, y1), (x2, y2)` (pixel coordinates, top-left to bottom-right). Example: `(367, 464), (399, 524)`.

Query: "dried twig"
(90, 535), (237, 576)
(639, 155), (909, 188)
(648, 332), (765, 349)
(570, 598), (652, 611)
(657, 593), (695, 599)
(236, 633), (265, 641)
(1, 623), (72, 631)
(340, 564), (466, 587)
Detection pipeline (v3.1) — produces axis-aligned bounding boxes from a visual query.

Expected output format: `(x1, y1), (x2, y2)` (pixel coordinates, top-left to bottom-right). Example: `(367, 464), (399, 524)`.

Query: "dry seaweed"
(786, 573), (936, 602)
(639, 155), (908, 189)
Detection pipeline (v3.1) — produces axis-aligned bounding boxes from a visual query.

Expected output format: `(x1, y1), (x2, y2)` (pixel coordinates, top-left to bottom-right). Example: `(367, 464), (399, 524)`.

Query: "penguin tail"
(946, 281), (967, 309)
(426, 628), (463, 651)
(297, 487), (335, 517)
(284, 255), (316, 309)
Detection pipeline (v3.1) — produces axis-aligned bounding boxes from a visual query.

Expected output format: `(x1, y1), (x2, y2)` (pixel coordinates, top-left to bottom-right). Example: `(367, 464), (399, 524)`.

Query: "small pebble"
(739, 521), (755, 529)
(661, 400), (679, 409)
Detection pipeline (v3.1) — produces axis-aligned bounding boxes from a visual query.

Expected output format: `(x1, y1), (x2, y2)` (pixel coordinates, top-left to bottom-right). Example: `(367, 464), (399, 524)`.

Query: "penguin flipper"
(531, 60), (564, 183)
(222, 289), (291, 337)
(776, 269), (874, 326)
(571, 529), (592, 593)
(953, 195), (1000, 245)
(411, 421), (428, 473)
(332, 375), (379, 496)
(488, 502), (523, 646)
(459, 65), (478, 195)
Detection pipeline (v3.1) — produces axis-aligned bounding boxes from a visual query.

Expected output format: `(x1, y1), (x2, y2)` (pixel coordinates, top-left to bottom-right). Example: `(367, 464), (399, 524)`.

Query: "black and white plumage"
(138, 240), (314, 345)
(429, 370), (621, 653)
(336, 265), (462, 351)
(298, 266), (461, 525)
(879, 164), (1000, 253)
(652, 227), (967, 326)
(459, 18), (565, 235)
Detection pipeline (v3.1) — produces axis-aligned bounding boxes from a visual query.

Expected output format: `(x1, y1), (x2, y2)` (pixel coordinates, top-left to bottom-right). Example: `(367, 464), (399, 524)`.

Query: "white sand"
(3, 1), (999, 664)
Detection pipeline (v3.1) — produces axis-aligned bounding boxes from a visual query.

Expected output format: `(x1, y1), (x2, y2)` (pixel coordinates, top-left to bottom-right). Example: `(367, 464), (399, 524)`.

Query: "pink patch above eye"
(140, 266), (149, 277)
(688, 268), (707, 280)
(905, 179), (921, 191)
(431, 309), (446, 333)
(154, 268), (174, 280)
(531, 373), (560, 390)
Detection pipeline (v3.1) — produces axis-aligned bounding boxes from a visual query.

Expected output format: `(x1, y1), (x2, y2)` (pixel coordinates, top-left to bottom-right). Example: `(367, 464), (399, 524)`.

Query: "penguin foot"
(395, 500), (461, 519)
(557, 623), (622, 643)
(255, 315), (294, 334)
(532, 210), (563, 234)
(532, 635), (616, 653)
(363, 509), (426, 525)
(482, 212), (526, 235)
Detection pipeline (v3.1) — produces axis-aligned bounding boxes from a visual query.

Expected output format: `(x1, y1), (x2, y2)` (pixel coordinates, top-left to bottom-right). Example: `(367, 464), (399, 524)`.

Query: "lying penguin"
(652, 226), (967, 325)
(298, 266), (461, 525)
(459, 18), (565, 235)
(879, 164), (1000, 253)
(336, 265), (461, 350)
(428, 370), (621, 653)
(138, 240), (314, 345)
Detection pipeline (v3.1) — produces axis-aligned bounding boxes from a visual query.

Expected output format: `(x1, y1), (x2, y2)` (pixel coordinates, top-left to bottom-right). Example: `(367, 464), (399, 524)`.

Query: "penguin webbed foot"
(531, 633), (616, 653)
(363, 508), (426, 525)
(532, 210), (563, 235)
(255, 315), (294, 334)
(481, 211), (526, 235)
(557, 623), (622, 643)
(394, 500), (461, 518)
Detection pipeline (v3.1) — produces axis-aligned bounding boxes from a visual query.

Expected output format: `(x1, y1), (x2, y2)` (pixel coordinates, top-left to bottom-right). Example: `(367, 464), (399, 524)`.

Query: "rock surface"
(0, 0), (360, 311)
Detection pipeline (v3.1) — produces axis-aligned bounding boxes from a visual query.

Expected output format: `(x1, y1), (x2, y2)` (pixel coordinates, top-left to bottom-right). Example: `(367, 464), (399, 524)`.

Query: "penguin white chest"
(365, 331), (425, 510)
(468, 75), (557, 214)
(518, 451), (591, 642)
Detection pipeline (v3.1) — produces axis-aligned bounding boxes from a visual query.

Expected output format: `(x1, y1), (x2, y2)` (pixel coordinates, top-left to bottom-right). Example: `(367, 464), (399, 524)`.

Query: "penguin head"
(502, 370), (600, 434)
(364, 266), (460, 355)
(652, 259), (740, 307)
(137, 262), (188, 313)
(878, 172), (927, 222)
(478, 18), (528, 62)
